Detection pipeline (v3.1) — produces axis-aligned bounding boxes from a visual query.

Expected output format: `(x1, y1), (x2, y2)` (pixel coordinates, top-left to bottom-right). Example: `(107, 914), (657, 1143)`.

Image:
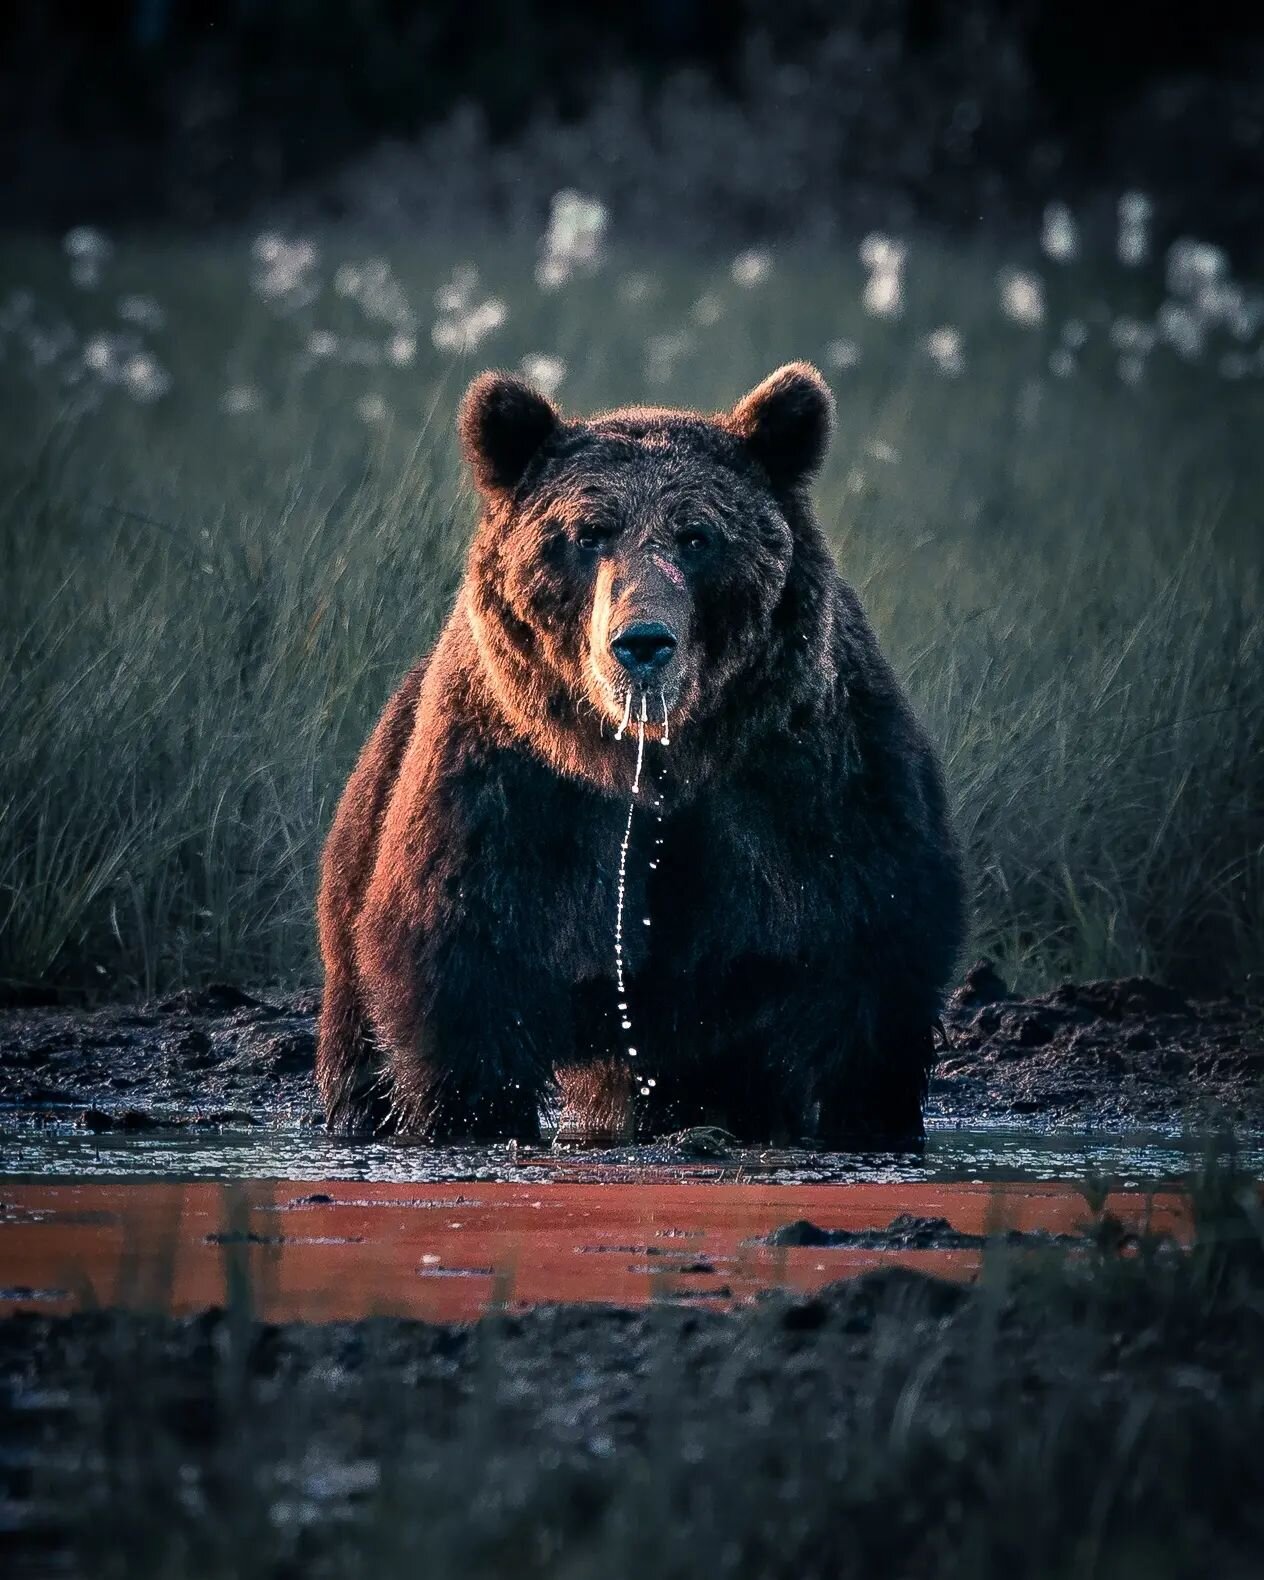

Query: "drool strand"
(614, 687), (633, 740)
(631, 693), (648, 794)
(613, 695), (654, 1081)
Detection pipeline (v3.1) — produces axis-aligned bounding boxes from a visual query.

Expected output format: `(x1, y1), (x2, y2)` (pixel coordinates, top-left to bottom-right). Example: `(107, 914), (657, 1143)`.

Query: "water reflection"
(0, 1119), (1258, 1186)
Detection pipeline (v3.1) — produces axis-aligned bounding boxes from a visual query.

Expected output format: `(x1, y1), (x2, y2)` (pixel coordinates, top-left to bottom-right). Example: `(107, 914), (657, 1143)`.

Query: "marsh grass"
(7, 1139), (1264, 1578)
(1, 230), (1261, 998)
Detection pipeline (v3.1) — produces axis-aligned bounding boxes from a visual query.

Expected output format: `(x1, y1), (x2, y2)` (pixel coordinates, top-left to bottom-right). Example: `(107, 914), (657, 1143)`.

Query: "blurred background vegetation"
(1, 4), (1261, 1003)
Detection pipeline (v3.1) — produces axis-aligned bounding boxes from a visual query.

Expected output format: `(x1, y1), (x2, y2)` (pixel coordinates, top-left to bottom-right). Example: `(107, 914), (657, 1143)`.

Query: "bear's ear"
(727, 362), (835, 489)
(458, 371), (561, 494)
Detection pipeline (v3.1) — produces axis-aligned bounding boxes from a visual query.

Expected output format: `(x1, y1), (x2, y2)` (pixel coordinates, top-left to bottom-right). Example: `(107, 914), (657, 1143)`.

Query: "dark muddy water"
(0, 1121), (1247, 1322)
(0, 1176), (1191, 1323)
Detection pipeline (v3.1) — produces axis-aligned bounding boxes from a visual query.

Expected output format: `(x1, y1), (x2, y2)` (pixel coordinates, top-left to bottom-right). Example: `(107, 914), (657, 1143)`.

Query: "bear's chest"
(456, 746), (847, 981)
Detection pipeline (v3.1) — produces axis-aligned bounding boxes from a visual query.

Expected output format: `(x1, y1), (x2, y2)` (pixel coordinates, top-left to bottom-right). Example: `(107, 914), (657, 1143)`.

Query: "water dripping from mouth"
(610, 693), (670, 1097)
(614, 688), (633, 741)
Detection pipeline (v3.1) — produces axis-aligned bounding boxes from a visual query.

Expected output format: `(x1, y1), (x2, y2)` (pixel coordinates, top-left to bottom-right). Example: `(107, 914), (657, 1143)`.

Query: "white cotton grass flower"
(443, 299), (505, 352)
(251, 233), (319, 311)
(1040, 203), (1078, 263)
(1157, 301), (1205, 360)
(859, 234), (906, 273)
(122, 352), (171, 403)
(924, 326), (965, 376)
(1117, 355), (1146, 387)
(335, 257), (415, 329)
(1117, 192), (1151, 267)
(731, 249), (772, 288)
(998, 268), (1045, 327)
(431, 269), (507, 354)
(1109, 318), (1156, 356)
(435, 263), (479, 314)
(1048, 348), (1076, 378)
(859, 234), (906, 320)
(865, 439), (900, 465)
(64, 227), (112, 288)
(1060, 318), (1089, 350)
(117, 295), (165, 331)
(356, 393), (388, 424)
(1166, 239), (1227, 300)
(519, 353), (566, 397)
(387, 332), (417, 367)
(64, 226), (111, 262)
(535, 256), (570, 291)
(1193, 280), (1250, 334)
(83, 333), (125, 376)
(220, 386), (262, 415)
(690, 292), (724, 327)
(537, 191), (608, 290)
(83, 331), (163, 393)
(307, 329), (338, 358)
(863, 270), (903, 318)
(826, 338), (861, 371)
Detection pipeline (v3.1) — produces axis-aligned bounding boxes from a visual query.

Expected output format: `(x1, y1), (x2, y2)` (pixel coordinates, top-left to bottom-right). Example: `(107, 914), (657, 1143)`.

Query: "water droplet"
(642, 917), (651, 926)
(621, 1018), (632, 1029)
(628, 1047), (637, 1056)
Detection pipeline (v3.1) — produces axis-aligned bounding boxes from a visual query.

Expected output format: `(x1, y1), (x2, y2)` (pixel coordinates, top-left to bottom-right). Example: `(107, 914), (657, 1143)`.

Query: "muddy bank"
(5, 1203), (1264, 1580)
(1, 966), (1260, 1136)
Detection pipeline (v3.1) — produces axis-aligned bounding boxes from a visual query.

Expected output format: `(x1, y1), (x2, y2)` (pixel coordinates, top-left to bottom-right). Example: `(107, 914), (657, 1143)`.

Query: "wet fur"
(316, 365), (965, 1145)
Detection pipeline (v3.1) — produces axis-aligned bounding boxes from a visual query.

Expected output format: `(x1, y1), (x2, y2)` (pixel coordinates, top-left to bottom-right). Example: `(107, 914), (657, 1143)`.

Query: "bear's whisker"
(614, 687), (633, 740)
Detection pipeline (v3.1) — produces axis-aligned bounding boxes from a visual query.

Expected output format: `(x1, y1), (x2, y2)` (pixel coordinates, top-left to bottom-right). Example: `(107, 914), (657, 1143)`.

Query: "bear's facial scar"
(650, 551), (687, 589)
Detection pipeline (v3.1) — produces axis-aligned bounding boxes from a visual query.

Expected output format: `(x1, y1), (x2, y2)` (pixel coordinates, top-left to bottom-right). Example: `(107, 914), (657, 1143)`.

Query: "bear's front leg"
(813, 1013), (934, 1151)
(356, 898), (552, 1141)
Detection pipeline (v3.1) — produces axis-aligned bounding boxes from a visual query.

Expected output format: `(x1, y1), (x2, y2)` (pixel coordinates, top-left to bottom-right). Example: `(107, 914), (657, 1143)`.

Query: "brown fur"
(317, 364), (965, 1145)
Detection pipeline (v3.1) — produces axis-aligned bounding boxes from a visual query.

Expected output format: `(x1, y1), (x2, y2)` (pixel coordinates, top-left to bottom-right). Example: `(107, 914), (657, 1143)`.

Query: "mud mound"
(756, 1215), (1078, 1250)
(0, 969), (1259, 1132)
(935, 965), (1262, 1126)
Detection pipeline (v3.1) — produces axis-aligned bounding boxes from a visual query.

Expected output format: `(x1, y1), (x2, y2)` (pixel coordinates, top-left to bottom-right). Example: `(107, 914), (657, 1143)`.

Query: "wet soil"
(0, 965), (1259, 1136)
(5, 1238), (1263, 1580)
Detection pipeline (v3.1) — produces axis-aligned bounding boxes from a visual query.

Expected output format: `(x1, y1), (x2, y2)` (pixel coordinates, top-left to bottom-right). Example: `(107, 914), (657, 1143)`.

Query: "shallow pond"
(1, 1116), (1259, 1185)
(2, 1119), (1257, 1322)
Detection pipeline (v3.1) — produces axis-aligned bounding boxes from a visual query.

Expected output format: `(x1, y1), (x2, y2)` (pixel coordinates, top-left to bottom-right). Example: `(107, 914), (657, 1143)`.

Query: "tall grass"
(1, 229), (1261, 997)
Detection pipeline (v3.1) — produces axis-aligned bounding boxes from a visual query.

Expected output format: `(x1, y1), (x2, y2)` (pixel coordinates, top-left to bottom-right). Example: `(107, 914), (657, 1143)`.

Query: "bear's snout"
(610, 620), (678, 678)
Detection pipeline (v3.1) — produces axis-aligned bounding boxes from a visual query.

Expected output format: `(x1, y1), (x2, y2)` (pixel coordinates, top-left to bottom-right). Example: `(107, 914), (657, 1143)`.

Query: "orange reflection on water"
(0, 1179), (1190, 1324)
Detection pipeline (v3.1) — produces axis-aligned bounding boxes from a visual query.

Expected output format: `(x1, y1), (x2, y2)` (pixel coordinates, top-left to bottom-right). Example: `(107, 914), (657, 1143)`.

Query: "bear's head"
(458, 363), (837, 793)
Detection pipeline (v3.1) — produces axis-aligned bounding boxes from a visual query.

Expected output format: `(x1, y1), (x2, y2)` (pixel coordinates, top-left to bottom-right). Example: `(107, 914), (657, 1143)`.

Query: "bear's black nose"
(611, 621), (677, 676)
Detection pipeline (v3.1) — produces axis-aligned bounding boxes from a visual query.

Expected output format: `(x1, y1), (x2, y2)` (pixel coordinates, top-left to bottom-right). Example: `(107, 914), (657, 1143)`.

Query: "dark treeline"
(4, 1), (1264, 231)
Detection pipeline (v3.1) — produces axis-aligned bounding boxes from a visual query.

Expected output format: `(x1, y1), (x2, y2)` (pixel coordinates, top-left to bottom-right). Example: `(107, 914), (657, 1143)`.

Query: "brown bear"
(316, 363), (964, 1146)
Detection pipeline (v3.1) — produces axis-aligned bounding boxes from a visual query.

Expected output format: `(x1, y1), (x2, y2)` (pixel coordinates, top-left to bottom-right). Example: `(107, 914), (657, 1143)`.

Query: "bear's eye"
(575, 525), (612, 553)
(677, 527), (711, 555)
